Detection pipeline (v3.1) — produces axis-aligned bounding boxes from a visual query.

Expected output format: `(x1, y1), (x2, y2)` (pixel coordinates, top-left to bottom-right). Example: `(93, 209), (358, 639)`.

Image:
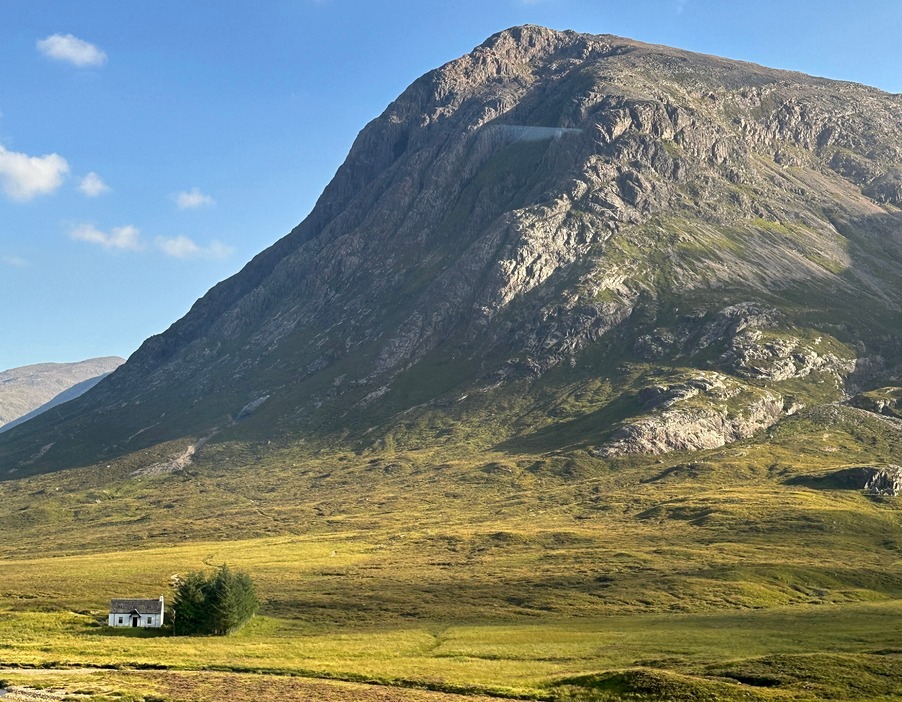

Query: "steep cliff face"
(2, 26), (900, 476)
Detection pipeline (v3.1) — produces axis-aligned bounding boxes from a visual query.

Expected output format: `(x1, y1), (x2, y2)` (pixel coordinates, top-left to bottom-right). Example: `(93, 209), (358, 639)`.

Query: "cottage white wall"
(108, 612), (163, 627)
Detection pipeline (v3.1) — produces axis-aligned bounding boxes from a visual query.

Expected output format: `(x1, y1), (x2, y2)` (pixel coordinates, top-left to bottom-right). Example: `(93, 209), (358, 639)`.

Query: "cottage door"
(131, 615), (139, 627)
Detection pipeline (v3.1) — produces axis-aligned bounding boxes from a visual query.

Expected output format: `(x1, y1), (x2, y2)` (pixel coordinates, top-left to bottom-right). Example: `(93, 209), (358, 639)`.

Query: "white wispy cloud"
(78, 171), (110, 197)
(70, 224), (143, 251)
(36, 34), (107, 67)
(0, 144), (69, 201)
(2, 255), (28, 268)
(174, 188), (215, 209)
(155, 235), (233, 259)
(68, 223), (230, 260)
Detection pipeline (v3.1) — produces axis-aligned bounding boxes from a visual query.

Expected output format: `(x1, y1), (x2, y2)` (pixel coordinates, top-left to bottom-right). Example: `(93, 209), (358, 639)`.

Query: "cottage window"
(147, 616), (153, 624)
(118, 617), (123, 624)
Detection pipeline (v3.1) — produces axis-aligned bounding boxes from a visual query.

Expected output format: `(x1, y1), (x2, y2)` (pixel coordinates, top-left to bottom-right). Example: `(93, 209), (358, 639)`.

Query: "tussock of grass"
(553, 668), (768, 701)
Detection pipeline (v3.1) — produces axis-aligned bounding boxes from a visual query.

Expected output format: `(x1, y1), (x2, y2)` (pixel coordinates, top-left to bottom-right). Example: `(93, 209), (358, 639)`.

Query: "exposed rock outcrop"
(848, 387), (902, 418)
(788, 465), (902, 496)
(597, 372), (785, 455)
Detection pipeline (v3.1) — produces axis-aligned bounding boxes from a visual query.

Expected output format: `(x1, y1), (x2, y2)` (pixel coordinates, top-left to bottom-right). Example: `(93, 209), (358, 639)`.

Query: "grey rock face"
(598, 372), (785, 455)
(863, 466), (902, 496)
(103, 27), (901, 400)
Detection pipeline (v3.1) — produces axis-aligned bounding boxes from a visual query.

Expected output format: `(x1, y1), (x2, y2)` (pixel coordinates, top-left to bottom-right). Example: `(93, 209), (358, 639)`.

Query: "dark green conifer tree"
(171, 564), (258, 635)
(171, 570), (211, 635)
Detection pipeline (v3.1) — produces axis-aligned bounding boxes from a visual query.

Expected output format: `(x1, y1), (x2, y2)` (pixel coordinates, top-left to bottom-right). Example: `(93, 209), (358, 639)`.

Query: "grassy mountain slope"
(0, 400), (898, 700)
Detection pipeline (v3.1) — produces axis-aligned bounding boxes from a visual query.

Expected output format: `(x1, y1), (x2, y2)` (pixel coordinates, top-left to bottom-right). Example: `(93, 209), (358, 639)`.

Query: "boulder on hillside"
(848, 387), (902, 419)
(786, 465), (902, 496)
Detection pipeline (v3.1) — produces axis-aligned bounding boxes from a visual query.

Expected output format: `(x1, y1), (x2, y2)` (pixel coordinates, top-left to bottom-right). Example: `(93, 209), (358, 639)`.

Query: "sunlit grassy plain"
(0, 405), (900, 700)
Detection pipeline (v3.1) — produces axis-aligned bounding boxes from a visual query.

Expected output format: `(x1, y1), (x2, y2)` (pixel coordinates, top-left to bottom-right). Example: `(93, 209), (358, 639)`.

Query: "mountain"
(0, 25), (900, 477)
(0, 357), (124, 435)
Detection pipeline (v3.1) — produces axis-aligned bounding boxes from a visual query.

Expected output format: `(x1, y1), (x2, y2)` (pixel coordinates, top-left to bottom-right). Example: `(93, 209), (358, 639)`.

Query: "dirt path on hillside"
(0, 687), (87, 701)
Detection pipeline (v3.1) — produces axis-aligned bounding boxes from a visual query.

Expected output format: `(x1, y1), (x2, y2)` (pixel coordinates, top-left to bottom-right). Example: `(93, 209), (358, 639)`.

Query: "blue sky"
(1, 0), (900, 371)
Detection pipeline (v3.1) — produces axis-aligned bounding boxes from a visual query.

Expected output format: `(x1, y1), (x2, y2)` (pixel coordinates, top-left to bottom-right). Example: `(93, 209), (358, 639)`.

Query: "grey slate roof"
(109, 597), (164, 615)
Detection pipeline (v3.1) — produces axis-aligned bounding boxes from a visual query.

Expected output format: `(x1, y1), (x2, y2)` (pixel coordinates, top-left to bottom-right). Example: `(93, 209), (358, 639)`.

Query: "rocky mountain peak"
(1, 27), (899, 476)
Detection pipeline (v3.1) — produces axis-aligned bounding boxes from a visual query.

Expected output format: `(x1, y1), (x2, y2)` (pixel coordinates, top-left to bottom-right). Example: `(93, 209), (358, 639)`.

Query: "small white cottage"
(108, 596), (164, 628)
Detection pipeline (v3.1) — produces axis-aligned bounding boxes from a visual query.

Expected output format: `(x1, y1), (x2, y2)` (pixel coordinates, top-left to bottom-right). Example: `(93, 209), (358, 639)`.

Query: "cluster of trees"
(171, 564), (258, 636)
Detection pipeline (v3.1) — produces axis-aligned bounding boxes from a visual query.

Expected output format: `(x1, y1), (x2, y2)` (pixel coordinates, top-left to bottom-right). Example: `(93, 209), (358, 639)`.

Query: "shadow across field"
(85, 625), (171, 639)
(493, 392), (641, 454)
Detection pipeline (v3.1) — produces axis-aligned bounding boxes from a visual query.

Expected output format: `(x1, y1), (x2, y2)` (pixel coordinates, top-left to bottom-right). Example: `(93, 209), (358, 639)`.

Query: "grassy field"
(0, 404), (899, 700)
(0, 601), (900, 700)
